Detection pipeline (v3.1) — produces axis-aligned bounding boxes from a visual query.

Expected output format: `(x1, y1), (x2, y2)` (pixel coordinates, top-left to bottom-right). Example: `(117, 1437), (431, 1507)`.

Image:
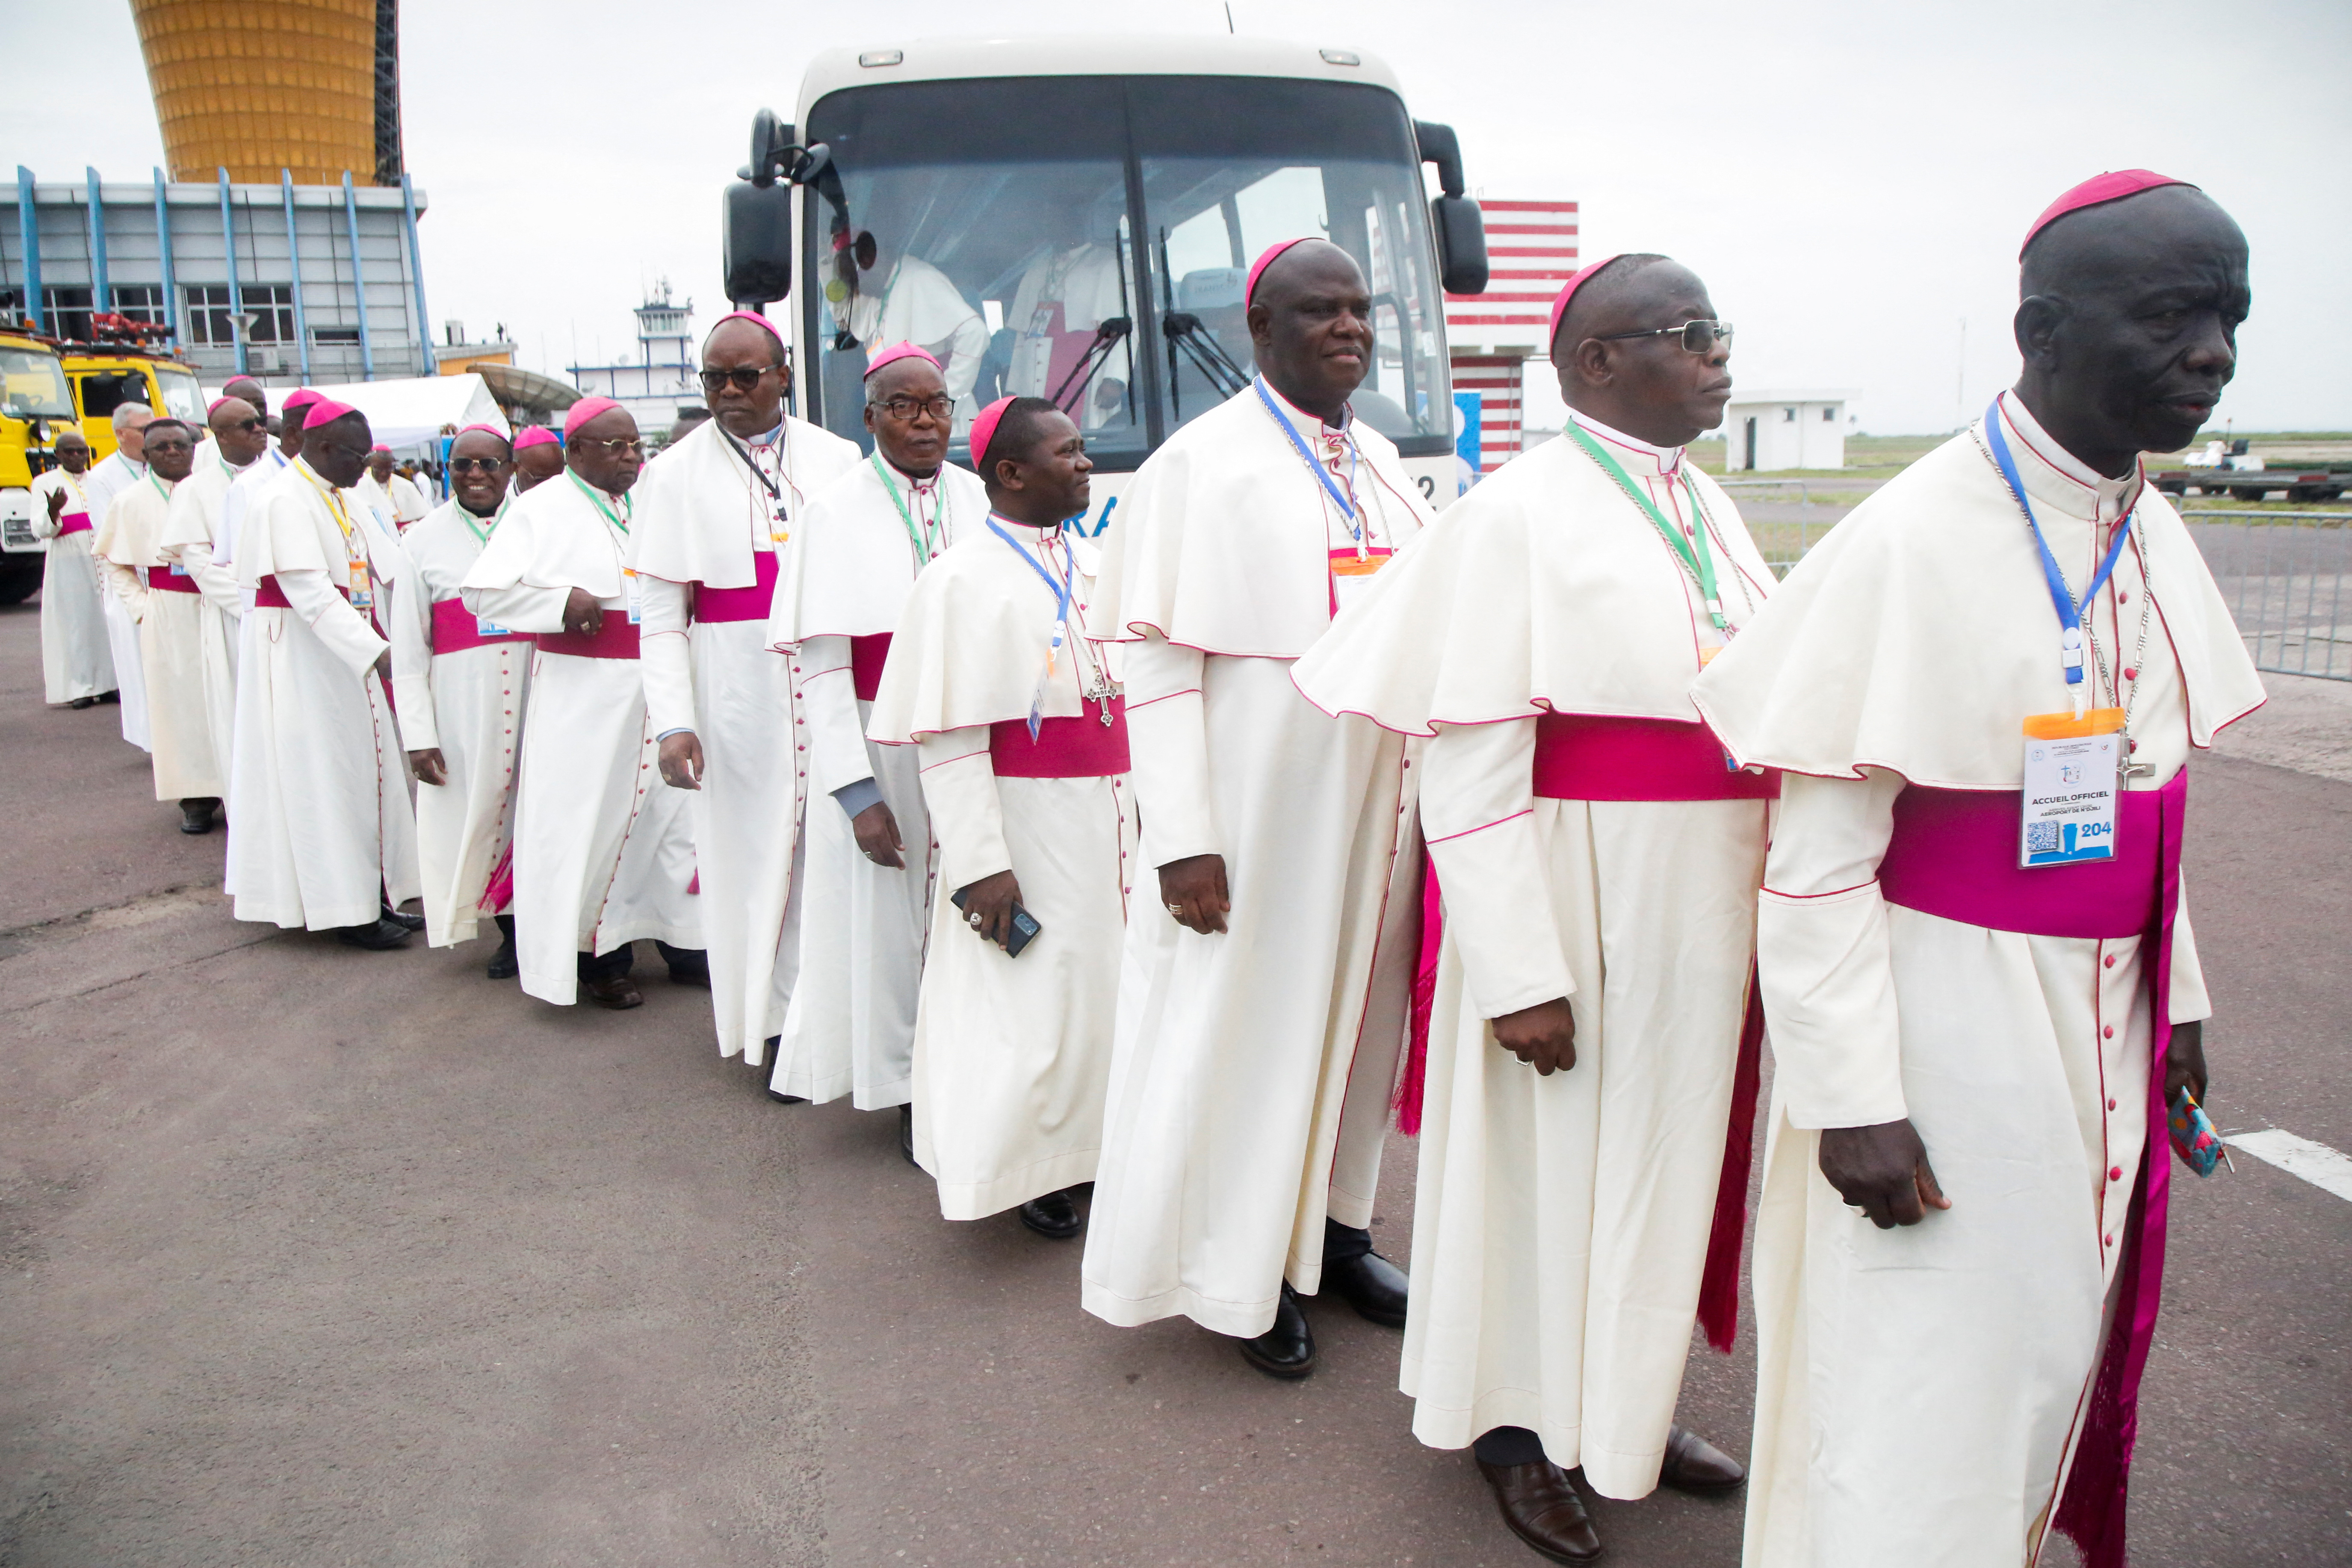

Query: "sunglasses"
(447, 455), (511, 475)
(1596, 319), (1734, 354)
(572, 435), (645, 457)
(700, 366), (781, 393)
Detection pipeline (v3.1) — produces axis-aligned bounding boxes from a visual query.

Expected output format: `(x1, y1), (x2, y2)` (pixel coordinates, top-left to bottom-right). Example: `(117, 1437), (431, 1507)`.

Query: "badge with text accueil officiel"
(2021, 707), (2123, 868)
(623, 566), (643, 626)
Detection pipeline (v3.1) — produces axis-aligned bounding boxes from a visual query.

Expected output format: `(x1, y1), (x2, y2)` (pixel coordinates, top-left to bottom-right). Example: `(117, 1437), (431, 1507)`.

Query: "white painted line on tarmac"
(2225, 1129), (2352, 1202)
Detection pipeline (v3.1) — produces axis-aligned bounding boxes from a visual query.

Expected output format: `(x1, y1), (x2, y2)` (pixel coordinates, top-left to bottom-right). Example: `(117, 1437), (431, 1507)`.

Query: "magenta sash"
(1532, 712), (1780, 800)
(988, 698), (1131, 778)
(56, 512), (92, 536)
(851, 633), (891, 701)
(1877, 772), (2187, 1568)
(253, 574), (347, 610)
(535, 617), (641, 660)
(145, 566), (201, 594)
(692, 549), (778, 623)
(431, 596), (532, 654)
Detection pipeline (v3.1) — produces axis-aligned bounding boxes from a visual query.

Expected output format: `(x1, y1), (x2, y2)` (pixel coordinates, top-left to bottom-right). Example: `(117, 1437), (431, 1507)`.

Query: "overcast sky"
(12, 0), (2347, 432)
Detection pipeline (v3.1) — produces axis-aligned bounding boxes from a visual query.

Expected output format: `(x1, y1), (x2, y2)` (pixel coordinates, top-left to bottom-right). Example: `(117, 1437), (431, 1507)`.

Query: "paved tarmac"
(2, 598), (2346, 1567)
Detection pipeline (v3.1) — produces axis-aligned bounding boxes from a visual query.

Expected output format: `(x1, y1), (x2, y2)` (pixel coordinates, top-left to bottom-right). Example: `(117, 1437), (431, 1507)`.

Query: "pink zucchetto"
(968, 396), (1016, 474)
(206, 395), (245, 416)
(512, 425), (558, 451)
(303, 398), (360, 430)
(704, 310), (786, 351)
(1547, 254), (1624, 347)
(862, 341), (941, 379)
(563, 396), (624, 440)
(2021, 170), (2195, 257)
(452, 422), (511, 445)
(280, 387), (320, 415)
(1244, 237), (1322, 306)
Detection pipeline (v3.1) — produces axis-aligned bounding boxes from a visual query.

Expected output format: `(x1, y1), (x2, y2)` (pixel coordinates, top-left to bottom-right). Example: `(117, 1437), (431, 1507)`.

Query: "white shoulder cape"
(630, 414), (863, 588)
(766, 455), (988, 646)
(461, 470), (629, 600)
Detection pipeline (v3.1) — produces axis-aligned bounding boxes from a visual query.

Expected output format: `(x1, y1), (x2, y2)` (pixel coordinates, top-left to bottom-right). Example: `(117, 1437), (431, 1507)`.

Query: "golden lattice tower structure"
(131, 0), (405, 186)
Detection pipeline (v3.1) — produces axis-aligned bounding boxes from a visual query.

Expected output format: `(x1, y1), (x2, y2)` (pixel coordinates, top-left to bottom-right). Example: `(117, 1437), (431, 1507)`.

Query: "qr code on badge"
(2026, 821), (2060, 855)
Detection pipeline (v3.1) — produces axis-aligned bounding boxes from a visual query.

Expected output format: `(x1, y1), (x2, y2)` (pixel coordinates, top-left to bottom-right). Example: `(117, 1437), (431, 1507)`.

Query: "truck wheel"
(2289, 486), (2316, 503)
(2230, 486), (2270, 502)
(2158, 480), (2187, 495)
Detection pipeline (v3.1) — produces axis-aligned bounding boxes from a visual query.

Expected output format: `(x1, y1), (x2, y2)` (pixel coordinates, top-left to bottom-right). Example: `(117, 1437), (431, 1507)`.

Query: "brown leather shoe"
(581, 974), (643, 1010)
(1658, 1424), (1745, 1494)
(1476, 1458), (1602, 1563)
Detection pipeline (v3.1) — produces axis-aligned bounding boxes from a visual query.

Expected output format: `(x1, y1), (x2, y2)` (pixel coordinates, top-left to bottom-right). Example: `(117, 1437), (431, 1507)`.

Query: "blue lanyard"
(1982, 397), (2136, 692)
(1255, 377), (1364, 542)
(986, 513), (1073, 657)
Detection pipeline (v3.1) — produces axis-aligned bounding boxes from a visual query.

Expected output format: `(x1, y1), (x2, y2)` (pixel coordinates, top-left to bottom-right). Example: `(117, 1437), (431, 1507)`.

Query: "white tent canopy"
(204, 374), (509, 453)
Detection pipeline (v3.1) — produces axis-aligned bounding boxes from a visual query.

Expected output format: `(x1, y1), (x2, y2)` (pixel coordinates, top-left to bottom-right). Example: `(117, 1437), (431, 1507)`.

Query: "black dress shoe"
(760, 1037), (807, 1103)
(68, 696), (97, 710)
(899, 1103), (916, 1166)
(485, 938), (518, 980)
(1018, 1188), (1084, 1240)
(98, 690), (120, 705)
(1236, 1284), (1316, 1380)
(581, 974), (644, 1010)
(178, 798), (219, 834)
(1658, 1424), (1745, 1494)
(1477, 1458), (1602, 1563)
(1321, 1247), (1410, 1328)
(381, 906), (427, 932)
(334, 917), (413, 950)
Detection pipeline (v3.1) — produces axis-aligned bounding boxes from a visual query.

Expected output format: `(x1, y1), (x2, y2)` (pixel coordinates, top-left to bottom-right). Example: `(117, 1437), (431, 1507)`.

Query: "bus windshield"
(802, 74), (1450, 470)
(154, 365), (205, 425)
(1, 348), (75, 420)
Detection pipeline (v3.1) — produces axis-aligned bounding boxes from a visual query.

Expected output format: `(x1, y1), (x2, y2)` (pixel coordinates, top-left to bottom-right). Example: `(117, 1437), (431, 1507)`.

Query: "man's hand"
(45, 487), (65, 520)
(1492, 997), (1578, 1075)
(1818, 1119), (1950, 1229)
(409, 747), (447, 786)
(374, 650), (393, 683)
(2166, 1018), (2208, 1104)
(957, 869), (1025, 949)
(1158, 853), (1230, 935)
(659, 732), (704, 790)
(562, 586), (603, 638)
(854, 800), (905, 869)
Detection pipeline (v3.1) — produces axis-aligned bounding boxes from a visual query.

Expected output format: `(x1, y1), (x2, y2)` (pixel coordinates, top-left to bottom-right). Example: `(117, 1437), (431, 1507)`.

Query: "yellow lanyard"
(300, 465), (372, 596)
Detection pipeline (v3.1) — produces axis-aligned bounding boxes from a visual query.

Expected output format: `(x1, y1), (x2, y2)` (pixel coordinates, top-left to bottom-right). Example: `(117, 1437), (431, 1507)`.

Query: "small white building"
(1720, 390), (1855, 471)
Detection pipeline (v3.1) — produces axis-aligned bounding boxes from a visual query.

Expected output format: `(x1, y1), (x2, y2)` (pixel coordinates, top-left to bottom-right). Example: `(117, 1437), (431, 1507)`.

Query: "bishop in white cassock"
(634, 313), (862, 1066)
(1080, 239), (1431, 1380)
(1692, 174), (2264, 1568)
(1295, 256), (1766, 1563)
(391, 425), (533, 970)
(867, 396), (1133, 1239)
(366, 448), (431, 529)
(461, 397), (703, 1009)
(83, 405), (156, 752)
(765, 343), (987, 1125)
(93, 418), (233, 831)
(227, 402), (420, 949)
(29, 431), (117, 706)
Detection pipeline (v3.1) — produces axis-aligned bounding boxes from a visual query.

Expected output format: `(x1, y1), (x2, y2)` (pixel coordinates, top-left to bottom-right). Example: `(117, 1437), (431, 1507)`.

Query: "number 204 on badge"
(2021, 708), (2124, 868)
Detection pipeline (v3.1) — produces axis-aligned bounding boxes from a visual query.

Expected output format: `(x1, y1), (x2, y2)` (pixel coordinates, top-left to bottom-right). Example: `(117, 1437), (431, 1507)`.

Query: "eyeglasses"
(227, 417), (264, 434)
(869, 394), (954, 424)
(700, 366), (780, 394)
(572, 436), (645, 456)
(446, 455), (511, 475)
(1596, 319), (1734, 354)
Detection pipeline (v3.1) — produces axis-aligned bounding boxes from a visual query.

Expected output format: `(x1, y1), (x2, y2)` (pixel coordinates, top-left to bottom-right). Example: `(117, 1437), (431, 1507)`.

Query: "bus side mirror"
(722, 109), (833, 306)
(1414, 120), (1488, 295)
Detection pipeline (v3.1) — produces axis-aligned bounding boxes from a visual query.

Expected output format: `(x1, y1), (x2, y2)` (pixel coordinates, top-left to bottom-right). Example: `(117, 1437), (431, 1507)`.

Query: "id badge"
(2021, 708), (2124, 867)
(624, 567), (643, 626)
(169, 559), (190, 577)
(770, 503), (790, 546)
(477, 617), (511, 638)
(1328, 546), (1392, 612)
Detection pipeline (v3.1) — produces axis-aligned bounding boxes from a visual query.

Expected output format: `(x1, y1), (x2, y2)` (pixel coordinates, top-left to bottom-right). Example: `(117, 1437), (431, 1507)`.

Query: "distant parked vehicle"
(2154, 438), (2347, 503)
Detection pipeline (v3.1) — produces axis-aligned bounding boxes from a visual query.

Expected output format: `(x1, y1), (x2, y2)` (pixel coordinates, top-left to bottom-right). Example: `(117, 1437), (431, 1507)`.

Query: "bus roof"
(797, 33), (1407, 123)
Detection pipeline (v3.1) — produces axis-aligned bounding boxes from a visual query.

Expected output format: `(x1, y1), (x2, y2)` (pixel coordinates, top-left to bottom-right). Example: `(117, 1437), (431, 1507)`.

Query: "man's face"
(702, 320), (789, 439)
(447, 431), (512, 516)
(864, 360), (951, 474)
(368, 452), (393, 482)
(213, 398), (270, 465)
(307, 416), (373, 487)
(514, 443), (565, 492)
(117, 411), (153, 462)
(56, 435), (90, 474)
(1002, 410), (1093, 520)
(1556, 264), (1735, 447)
(144, 424), (196, 483)
(1247, 244), (1375, 415)
(567, 408), (644, 495)
(224, 379), (268, 419)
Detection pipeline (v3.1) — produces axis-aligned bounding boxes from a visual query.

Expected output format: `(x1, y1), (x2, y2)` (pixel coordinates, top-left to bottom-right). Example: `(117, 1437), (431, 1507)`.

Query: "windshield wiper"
(1162, 313), (1250, 400)
(1051, 316), (1133, 416)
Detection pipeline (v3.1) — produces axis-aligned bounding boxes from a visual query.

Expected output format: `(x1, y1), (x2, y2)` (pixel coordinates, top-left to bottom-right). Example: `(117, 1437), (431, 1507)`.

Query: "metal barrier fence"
(2181, 511), (2352, 681)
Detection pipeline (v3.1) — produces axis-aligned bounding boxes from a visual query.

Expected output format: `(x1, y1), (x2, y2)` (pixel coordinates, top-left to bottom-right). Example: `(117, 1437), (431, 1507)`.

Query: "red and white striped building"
(1446, 198), (1578, 475)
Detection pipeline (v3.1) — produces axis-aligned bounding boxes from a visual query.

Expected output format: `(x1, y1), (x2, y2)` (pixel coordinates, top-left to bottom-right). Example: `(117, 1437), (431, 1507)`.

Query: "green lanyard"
(1563, 422), (1727, 630)
(870, 450), (944, 561)
(459, 495), (505, 548)
(147, 472), (173, 504)
(568, 469), (630, 539)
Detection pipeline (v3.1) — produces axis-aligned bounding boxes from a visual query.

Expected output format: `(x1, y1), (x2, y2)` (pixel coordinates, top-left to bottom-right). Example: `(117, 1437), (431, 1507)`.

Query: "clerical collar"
(1261, 379), (1352, 438)
(1995, 390), (2142, 520)
(746, 421), (784, 449)
(1568, 409), (1683, 476)
(883, 458), (940, 493)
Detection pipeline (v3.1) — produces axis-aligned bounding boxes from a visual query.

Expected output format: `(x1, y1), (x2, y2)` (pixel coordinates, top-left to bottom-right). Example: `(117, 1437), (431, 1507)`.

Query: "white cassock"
(158, 447), (250, 795)
(1691, 393), (2264, 1568)
(83, 450), (153, 750)
(765, 453), (987, 1107)
(633, 413), (863, 1062)
(835, 254), (991, 419)
(866, 518), (1135, 1219)
(1079, 380), (1432, 1339)
(28, 467), (116, 703)
(95, 473), (232, 800)
(391, 497), (535, 947)
(462, 472), (700, 1004)
(1293, 415), (1779, 1497)
(385, 471), (432, 526)
(213, 445), (291, 898)
(228, 458), (421, 929)
(1005, 243), (1129, 403)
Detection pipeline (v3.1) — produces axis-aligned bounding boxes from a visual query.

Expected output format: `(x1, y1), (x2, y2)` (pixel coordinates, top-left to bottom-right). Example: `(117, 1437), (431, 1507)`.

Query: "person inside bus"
(830, 224), (989, 428)
(1005, 213), (1128, 410)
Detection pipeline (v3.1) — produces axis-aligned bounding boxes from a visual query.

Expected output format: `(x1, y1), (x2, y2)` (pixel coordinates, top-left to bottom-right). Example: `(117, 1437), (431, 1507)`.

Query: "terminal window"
(185, 284), (296, 346)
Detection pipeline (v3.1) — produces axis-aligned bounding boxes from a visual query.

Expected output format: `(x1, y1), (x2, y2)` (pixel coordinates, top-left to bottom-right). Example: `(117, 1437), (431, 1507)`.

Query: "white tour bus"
(721, 34), (1490, 526)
